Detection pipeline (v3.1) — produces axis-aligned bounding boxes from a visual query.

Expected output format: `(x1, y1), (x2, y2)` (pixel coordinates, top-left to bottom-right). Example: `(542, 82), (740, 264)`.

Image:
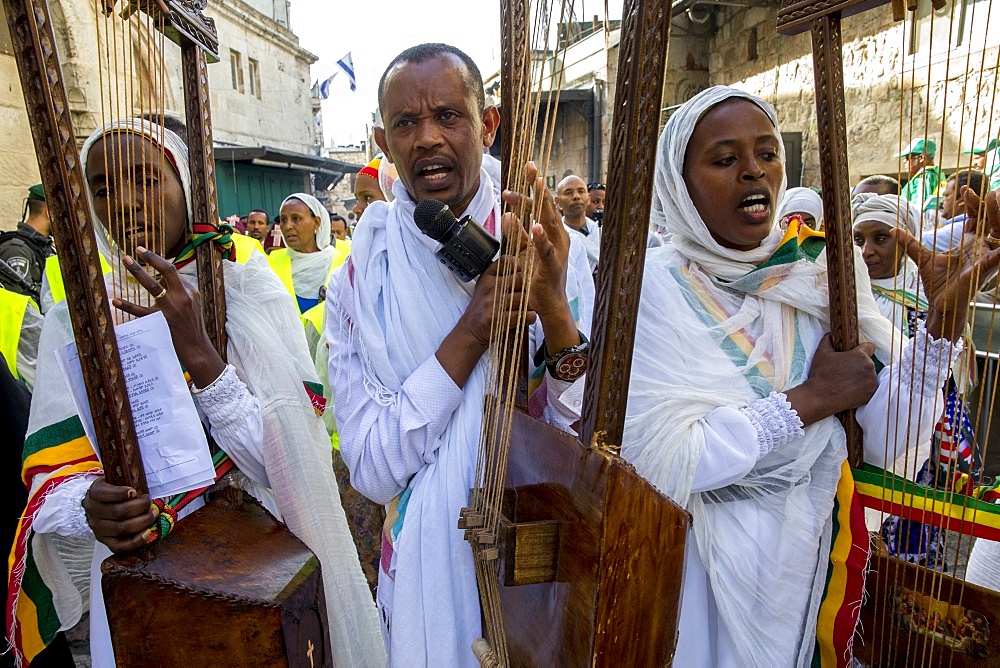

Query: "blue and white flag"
(337, 52), (356, 92)
(319, 52), (357, 99)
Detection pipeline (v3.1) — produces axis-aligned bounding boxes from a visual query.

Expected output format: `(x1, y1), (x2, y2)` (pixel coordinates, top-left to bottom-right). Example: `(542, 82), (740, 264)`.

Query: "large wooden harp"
(463, 0), (689, 665)
(778, 1), (1000, 665)
(3, 0), (331, 665)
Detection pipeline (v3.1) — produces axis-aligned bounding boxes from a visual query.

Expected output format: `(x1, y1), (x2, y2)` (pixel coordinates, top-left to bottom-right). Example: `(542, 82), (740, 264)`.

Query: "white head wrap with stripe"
(852, 193), (922, 333)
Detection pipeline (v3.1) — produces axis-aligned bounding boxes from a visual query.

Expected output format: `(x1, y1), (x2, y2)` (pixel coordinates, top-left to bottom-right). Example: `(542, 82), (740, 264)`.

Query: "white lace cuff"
(191, 364), (260, 433)
(739, 391), (805, 459)
(902, 324), (963, 395)
(31, 475), (97, 539)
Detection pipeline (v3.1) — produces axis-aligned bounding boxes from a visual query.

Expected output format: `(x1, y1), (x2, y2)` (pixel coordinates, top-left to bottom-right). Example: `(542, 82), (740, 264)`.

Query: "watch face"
(554, 352), (588, 381)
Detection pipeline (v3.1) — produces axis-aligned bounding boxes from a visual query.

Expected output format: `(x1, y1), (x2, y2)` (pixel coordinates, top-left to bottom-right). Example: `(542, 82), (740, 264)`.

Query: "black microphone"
(414, 199), (500, 282)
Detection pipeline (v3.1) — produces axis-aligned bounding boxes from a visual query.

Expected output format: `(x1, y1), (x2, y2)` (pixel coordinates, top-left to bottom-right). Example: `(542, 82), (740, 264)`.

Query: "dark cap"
(27, 184), (45, 201)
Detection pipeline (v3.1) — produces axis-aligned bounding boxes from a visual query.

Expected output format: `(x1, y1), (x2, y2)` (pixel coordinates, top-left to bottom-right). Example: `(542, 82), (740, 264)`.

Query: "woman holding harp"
(8, 119), (382, 666)
(560, 86), (1000, 667)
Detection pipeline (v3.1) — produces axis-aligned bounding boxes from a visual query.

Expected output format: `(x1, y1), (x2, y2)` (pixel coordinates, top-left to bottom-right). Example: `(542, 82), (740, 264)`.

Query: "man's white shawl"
(332, 170), (500, 665)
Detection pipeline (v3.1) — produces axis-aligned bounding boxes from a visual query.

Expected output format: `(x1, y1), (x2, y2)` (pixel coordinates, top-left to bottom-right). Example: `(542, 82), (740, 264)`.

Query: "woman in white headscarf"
(269, 193), (348, 327)
(619, 86), (999, 667)
(7, 119), (384, 667)
(853, 192), (980, 569)
(852, 193), (922, 333)
(778, 186), (825, 230)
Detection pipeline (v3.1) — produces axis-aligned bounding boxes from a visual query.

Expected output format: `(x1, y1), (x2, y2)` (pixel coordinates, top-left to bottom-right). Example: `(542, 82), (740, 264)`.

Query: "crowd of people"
(3, 39), (1000, 668)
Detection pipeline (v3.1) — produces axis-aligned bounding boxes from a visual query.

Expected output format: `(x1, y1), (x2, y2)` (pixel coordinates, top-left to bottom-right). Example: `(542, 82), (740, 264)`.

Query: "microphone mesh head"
(414, 199), (455, 241)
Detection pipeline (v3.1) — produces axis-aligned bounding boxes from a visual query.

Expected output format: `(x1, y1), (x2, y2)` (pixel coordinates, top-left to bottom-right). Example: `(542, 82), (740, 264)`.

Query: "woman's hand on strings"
(890, 189), (1000, 342)
(784, 333), (878, 426)
(112, 246), (226, 388)
(501, 161), (580, 356)
(83, 477), (158, 554)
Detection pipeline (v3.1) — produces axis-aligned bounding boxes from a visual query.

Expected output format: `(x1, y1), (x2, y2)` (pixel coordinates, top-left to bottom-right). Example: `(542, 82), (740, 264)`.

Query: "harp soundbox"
(778, 0), (1000, 665)
(3, 0), (331, 664)
(464, 0), (690, 665)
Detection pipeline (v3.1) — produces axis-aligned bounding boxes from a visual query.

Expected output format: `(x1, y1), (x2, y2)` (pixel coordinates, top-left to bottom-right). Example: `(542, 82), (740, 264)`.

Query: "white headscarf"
(624, 86), (899, 667)
(778, 187), (825, 229)
(852, 193), (922, 335)
(650, 86), (786, 278)
(280, 192), (336, 300)
(80, 119), (193, 265)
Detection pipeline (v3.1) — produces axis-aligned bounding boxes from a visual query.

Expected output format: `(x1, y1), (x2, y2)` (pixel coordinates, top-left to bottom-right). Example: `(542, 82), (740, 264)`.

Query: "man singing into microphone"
(325, 43), (593, 665)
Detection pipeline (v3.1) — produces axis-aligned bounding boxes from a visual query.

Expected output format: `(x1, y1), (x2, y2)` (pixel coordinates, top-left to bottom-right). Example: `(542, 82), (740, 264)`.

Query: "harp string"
(863, 1), (1000, 663)
(469, 0), (585, 661)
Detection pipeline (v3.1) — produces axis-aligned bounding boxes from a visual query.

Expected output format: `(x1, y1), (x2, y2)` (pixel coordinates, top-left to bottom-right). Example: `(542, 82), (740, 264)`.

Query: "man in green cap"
(0, 184), (54, 301)
(963, 141), (989, 171)
(899, 137), (944, 219)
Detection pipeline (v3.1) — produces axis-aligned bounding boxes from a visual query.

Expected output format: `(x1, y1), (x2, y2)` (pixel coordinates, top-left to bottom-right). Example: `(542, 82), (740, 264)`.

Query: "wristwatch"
(535, 331), (589, 382)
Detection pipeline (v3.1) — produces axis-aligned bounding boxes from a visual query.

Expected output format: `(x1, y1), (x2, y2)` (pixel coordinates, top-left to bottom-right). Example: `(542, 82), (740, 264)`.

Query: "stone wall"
(706, 3), (1000, 187)
(0, 0), (317, 229)
(0, 51), (39, 228)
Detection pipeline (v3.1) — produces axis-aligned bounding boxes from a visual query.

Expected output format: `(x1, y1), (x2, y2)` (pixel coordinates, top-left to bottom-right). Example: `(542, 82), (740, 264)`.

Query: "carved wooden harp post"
(3, 0), (148, 494)
(778, 0), (869, 466)
(171, 6), (228, 356)
(581, 0), (674, 452)
(6, 2), (333, 665)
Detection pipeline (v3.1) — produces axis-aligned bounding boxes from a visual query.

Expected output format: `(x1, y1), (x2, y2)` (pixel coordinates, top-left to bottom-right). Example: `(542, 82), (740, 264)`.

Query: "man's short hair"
(330, 214), (347, 224)
(854, 174), (900, 196)
(378, 44), (485, 114)
(948, 169), (987, 197)
(247, 208), (269, 219)
(25, 199), (47, 218)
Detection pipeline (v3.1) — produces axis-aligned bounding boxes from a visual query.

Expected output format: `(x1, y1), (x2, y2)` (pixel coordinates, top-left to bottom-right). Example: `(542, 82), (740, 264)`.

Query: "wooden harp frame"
(778, 1), (1000, 665)
(480, 0), (690, 665)
(2, 0), (226, 495)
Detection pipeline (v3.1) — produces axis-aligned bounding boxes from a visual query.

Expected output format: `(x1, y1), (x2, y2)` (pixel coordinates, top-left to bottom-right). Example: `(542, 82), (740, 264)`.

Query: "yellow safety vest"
(0, 288), (34, 379)
(230, 233), (265, 262)
(44, 254), (113, 306)
(268, 241), (350, 333)
(44, 234), (263, 307)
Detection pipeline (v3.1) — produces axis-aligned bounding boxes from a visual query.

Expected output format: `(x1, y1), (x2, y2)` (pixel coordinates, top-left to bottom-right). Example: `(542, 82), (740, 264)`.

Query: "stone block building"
(695, 0), (997, 187)
(493, 2), (995, 193)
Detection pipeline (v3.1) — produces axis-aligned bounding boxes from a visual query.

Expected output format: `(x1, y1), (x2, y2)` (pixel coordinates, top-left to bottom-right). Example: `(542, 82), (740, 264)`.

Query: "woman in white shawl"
(621, 86), (999, 667)
(270, 193), (348, 345)
(853, 193), (981, 569)
(6, 119), (383, 667)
